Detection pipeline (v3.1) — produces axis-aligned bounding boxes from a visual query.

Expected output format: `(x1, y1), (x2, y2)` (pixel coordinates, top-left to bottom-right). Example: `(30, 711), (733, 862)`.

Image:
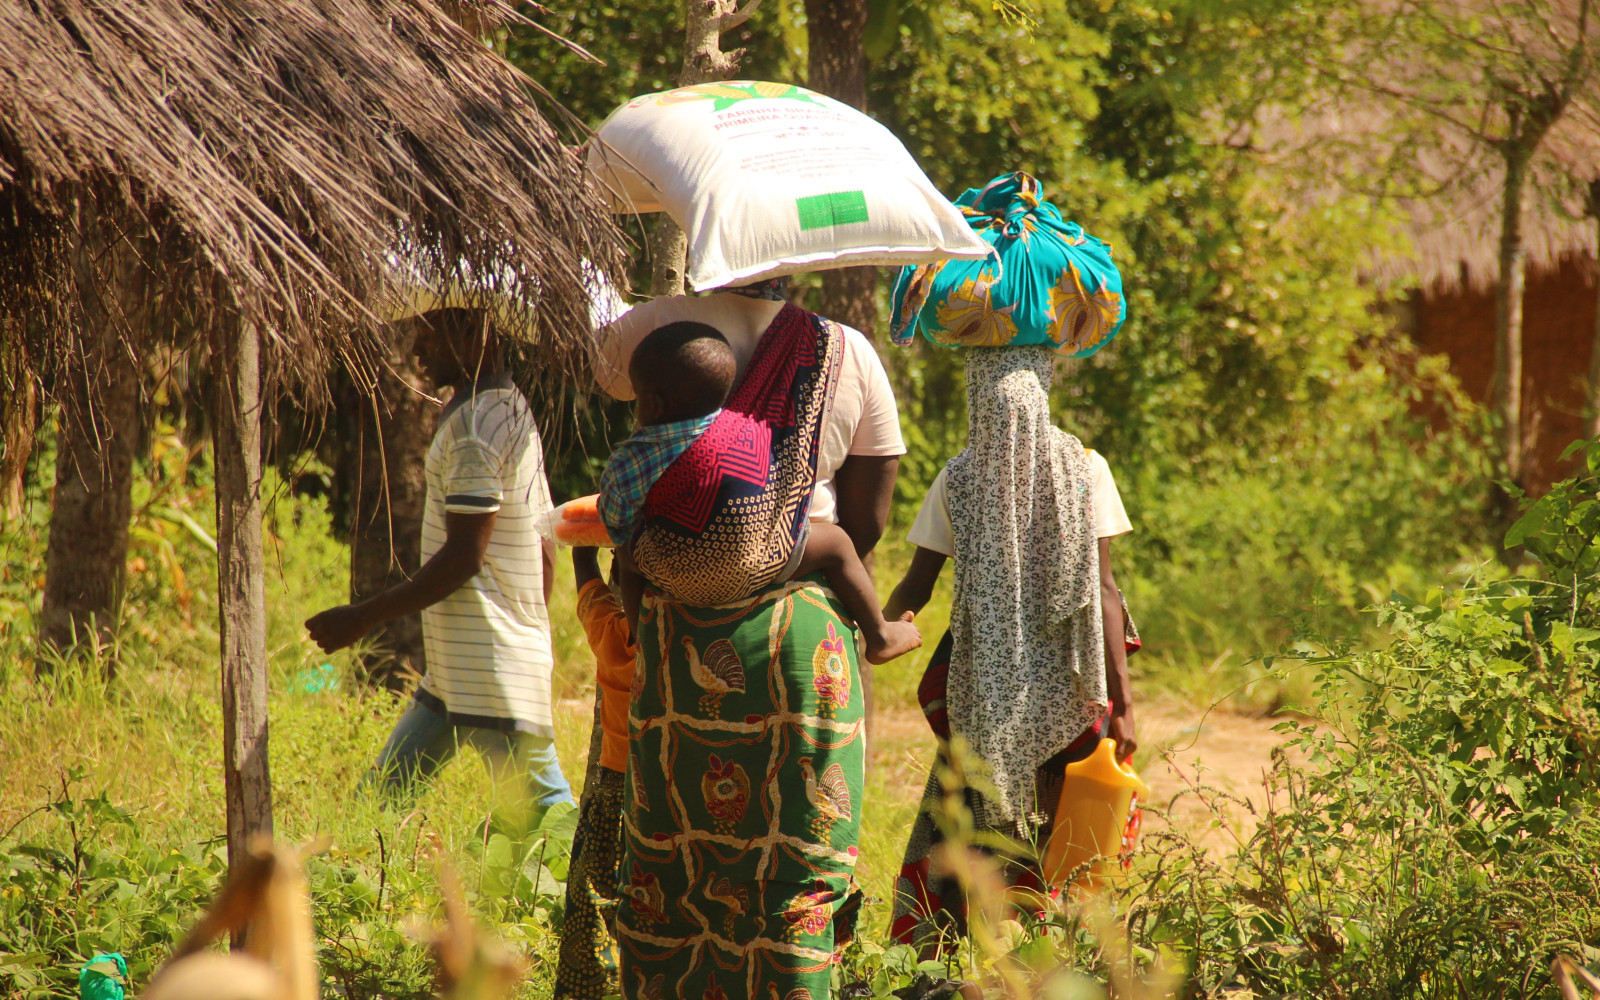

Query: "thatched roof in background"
(1249, 105), (1599, 295)
(1370, 118), (1597, 294)
(0, 0), (628, 399)
(1234, 0), (1600, 296)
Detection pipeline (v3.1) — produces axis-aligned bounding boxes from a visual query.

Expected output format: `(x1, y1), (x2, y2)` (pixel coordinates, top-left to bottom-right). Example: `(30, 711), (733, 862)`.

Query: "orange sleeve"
(577, 579), (638, 773)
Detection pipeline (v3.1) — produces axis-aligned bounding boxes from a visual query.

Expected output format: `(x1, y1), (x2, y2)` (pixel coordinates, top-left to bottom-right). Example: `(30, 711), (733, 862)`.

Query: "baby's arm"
(796, 523), (921, 664)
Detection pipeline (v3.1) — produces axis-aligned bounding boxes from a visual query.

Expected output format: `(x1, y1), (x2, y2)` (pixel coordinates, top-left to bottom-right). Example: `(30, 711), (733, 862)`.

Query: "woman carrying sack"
(593, 279), (906, 999)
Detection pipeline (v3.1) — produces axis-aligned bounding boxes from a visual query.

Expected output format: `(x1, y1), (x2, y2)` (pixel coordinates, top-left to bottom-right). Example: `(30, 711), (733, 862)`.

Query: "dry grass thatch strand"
(0, 0), (628, 407)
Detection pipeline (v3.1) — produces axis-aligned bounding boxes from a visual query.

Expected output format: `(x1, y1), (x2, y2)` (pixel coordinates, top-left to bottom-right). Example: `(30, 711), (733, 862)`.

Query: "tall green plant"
(1136, 444), (1600, 996)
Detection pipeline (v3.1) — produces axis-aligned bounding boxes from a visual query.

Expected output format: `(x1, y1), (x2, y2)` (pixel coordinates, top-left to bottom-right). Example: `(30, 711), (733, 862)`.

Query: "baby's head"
(630, 321), (736, 426)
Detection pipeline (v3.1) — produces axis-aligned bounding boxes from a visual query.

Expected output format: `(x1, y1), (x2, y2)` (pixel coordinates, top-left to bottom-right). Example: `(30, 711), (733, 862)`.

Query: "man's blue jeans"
(370, 696), (574, 816)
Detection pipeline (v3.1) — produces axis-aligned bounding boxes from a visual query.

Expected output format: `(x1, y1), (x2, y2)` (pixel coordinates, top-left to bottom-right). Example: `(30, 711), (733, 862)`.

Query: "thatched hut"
(0, 0), (625, 875)
(1356, 113), (1600, 492)
(1386, 176), (1597, 492)
(1251, 92), (1599, 493)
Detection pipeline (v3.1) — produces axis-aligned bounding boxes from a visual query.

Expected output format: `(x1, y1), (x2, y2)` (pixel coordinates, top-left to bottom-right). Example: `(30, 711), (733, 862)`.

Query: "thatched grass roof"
(0, 0), (628, 398)
(1247, 108), (1598, 295)
(1232, 0), (1599, 296)
(1363, 118), (1597, 294)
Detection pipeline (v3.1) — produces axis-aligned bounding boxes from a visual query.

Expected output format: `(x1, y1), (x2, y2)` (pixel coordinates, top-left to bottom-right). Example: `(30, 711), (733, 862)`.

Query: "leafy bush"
(829, 445), (1600, 999)
(1131, 443), (1600, 997)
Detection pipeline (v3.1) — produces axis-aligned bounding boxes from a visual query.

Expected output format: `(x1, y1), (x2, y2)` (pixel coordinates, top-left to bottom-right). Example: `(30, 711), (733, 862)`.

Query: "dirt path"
(1134, 699), (1292, 853)
(561, 693), (1294, 857)
(867, 696), (1292, 855)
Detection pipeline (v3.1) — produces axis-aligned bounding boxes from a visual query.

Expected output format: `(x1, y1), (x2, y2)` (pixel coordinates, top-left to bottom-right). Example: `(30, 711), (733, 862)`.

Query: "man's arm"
(1099, 536), (1137, 760)
(306, 511), (495, 653)
(832, 454), (898, 558)
(542, 536), (557, 607)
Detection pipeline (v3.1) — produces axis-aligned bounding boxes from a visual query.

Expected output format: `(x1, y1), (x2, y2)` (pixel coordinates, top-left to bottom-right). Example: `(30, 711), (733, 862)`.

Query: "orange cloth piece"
(577, 578), (637, 773)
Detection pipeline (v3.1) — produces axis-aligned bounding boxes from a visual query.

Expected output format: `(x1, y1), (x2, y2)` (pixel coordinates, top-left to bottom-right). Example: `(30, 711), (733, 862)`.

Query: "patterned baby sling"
(631, 303), (844, 606)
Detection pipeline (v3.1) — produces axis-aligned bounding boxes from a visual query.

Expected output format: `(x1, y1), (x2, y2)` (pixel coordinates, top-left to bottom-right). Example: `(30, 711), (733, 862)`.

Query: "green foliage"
(0, 776), (228, 997)
(1129, 447), (1600, 997)
(871, 0), (1494, 693)
(0, 439), (595, 1000)
(835, 447), (1600, 998)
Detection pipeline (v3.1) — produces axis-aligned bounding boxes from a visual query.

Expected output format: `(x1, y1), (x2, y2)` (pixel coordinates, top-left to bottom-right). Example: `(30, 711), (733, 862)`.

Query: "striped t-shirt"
(415, 384), (555, 734)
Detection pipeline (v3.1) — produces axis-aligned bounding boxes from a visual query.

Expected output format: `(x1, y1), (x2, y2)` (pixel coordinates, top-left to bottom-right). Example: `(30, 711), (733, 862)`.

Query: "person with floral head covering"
(883, 344), (1137, 951)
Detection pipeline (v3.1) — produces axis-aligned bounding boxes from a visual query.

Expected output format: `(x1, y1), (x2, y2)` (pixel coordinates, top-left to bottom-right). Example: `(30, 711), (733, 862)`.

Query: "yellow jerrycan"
(1041, 738), (1149, 890)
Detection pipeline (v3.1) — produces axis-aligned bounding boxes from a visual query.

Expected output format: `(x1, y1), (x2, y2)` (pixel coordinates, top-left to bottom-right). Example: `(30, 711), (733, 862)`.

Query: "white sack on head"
(585, 81), (992, 291)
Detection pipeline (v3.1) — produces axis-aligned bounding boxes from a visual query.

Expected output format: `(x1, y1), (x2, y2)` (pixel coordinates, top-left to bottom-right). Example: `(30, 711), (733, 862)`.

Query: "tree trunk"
(647, 218), (689, 298)
(805, 0), (880, 336)
(645, 0), (762, 298)
(345, 325), (434, 690)
(212, 312), (273, 905)
(1492, 142), (1530, 494)
(39, 233), (146, 663)
(1586, 179), (1600, 442)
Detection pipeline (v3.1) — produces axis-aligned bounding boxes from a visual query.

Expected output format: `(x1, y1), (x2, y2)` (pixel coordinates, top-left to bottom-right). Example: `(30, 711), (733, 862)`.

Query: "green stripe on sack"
(796, 190), (869, 230)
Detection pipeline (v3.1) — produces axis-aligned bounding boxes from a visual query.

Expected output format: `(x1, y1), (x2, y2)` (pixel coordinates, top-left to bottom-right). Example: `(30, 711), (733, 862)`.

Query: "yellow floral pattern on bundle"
(890, 171), (1126, 358)
(1047, 264), (1125, 355)
(933, 275), (1019, 347)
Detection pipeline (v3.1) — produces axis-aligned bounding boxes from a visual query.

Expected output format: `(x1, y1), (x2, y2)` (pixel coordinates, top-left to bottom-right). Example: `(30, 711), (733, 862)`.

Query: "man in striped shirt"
(307, 314), (573, 820)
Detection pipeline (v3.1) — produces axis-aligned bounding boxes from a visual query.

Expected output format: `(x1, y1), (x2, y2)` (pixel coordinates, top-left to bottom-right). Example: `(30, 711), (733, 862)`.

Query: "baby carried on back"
(598, 305), (919, 664)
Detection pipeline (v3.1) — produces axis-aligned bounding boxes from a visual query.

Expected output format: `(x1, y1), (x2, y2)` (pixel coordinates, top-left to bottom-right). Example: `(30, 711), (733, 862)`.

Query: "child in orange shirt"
(554, 546), (635, 999)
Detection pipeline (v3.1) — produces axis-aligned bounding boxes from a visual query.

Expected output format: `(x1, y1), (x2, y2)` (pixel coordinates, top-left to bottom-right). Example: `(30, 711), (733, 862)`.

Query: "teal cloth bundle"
(889, 172), (1126, 357)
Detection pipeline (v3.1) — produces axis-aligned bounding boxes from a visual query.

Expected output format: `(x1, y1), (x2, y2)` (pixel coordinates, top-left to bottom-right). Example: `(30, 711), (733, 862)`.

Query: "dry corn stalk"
(1555, 955), (1600, 1000)
(425, 864), (525, 1000)
(145, 836), (319, 1000)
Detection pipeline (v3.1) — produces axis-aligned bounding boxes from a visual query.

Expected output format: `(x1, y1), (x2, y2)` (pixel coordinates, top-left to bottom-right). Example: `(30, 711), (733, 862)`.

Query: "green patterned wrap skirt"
(618, 576), (865, 1000)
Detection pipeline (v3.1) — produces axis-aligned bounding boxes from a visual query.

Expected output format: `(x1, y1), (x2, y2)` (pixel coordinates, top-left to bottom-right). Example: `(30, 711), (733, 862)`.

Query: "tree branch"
(1308, 56), (1500, 143)
(719, 0), (763, 32)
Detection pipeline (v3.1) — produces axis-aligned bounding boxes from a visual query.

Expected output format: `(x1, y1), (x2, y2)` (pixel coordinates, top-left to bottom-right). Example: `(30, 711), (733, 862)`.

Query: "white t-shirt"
(907, 449), (1132, 557)
(595, 293), (905, 522)
(417, 386), (556, 734)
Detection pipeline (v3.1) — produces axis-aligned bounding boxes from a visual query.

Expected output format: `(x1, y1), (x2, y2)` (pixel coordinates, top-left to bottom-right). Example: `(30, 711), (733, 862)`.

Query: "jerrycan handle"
(1068, 738), (1151, 797)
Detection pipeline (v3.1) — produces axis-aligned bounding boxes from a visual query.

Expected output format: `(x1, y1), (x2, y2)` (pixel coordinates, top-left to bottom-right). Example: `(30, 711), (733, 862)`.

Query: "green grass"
(0, 460), (970, 997)
(0, 439), (1488, 997)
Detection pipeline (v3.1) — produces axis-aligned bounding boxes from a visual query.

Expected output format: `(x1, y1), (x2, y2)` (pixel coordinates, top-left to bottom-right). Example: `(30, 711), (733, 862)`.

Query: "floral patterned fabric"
(944, 347), (1108, 834)
(889, 172), (1126, 358)
(617, 576), (864, 999)
(890, 700), (1104, 953)
(555, 767), (627, 999)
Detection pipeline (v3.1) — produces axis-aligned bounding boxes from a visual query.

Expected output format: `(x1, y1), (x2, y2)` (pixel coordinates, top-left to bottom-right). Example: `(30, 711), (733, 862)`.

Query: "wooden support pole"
(211, 312), (273, 909)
